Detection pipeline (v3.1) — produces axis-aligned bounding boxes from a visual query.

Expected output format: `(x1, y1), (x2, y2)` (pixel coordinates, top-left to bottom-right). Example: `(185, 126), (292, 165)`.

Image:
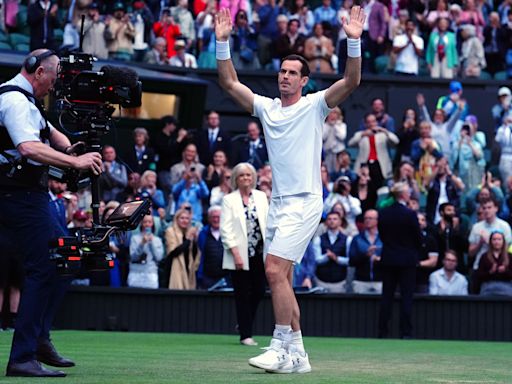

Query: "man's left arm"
(325, 6), (365, 108)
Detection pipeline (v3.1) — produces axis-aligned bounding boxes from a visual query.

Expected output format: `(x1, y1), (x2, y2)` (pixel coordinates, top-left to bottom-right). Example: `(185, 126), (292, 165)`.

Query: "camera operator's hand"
(74, 152), (103, 175)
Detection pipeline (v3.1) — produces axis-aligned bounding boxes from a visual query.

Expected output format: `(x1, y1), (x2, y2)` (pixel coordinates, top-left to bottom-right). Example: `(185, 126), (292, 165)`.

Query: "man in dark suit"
(195, 111), (232, 165)
(377, 182), (422, 339)
(236, 121), (268, 170)
(28, 0), (60, 51)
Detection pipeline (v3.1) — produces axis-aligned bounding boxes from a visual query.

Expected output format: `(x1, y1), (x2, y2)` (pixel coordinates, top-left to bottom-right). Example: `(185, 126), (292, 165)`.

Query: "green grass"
(1, 331), (511, 383)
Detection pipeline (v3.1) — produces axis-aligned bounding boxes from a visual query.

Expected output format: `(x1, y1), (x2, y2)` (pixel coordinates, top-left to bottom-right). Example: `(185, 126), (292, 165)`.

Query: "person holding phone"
(172, 165), (209, 224)
(128, 214), (165, 289)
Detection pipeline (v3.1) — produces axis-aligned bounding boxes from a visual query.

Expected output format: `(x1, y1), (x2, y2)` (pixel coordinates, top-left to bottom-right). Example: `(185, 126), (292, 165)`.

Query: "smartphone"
(144, 227), (152, 235)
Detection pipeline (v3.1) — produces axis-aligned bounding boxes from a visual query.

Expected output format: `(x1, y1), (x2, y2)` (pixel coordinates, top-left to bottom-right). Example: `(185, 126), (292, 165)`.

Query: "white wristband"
(347, 38), (361, 58)
(216, 40), (231, 61)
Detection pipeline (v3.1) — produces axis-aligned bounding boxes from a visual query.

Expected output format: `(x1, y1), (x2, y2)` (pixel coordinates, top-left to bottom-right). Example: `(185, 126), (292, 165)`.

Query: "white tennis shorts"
(264, 193), (323, 264)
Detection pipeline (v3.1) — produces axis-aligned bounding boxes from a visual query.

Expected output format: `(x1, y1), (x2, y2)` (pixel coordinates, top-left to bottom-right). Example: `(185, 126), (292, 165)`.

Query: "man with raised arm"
(215, 6), (365, 374)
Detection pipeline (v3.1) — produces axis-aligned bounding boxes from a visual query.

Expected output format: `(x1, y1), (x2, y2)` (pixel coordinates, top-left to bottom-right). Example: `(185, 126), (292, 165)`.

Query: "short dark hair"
(439, 202), (454, 213)
(445, 249), (458, 260)
(288, 18), (300, 28)
(162, 115), (177, 126)
(480, 198), (498, 207)
(281, 54), (310, 77)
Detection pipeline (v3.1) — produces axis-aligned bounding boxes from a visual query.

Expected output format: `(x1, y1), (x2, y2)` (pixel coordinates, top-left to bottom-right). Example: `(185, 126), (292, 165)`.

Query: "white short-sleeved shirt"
(253, 90), (332, 197)
(393, 34), (424, 75)
(0, 74), (51, 166)
(468, 218), (512, 270)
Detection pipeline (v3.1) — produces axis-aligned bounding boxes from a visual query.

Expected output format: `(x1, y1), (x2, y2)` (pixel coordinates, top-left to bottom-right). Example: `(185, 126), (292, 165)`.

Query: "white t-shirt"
(393, 34), (424, 75)
(253, 90), (331, 197)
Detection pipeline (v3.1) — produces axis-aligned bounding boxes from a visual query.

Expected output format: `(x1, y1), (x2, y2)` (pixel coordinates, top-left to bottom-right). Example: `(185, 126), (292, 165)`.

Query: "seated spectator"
(210, 170), (232, 207)
(124, 127), (156, 175)
(483, 12), (508, 76)
(349, 209), (383, 294)
(116, 172), (141, 203)
(170, 144), (206, 186)
(313, 211), (352, 293)
(231, 10), (260, 70)
(153, 8), (181, 59)
(304, 22), (336, 74)
(172, 167), (209, 224)
(416, 212), (439, 293)
(82, 2), (109, 59)
(323, 176), (362, 226)
(170, 0), (196, 51)
(203, 150), (229, 191)
(274, 18), (306, 61)
(169, 39), (198, 68)
(411, 121), (443, 187)
(236, 121), (269, 171)
(98, 145), (128, 203)
(330, 150), (357, 183)
(392, 19), (424, 76)
(143, 37), (169, 64)
(495, 115), (512, 186)
(128, 214), (164, 289)
(139, 170), (166, 214)
(294, 241), (317, 289)
(351, 164), (378, 221)
(475, 231), (512, 295)
(105, 2), (136, 61)
(492, 87), (512, 131)
(459, 24), (486, 78)
(164, 208), (200, 289)
(429, 250), (469, 295)
(389, 161), (421, 202)
(358, 98), (396, 133)
(426, 17), (458, 79)
(197, 206), (228, 289)
(465, 181), (506, 224)
(322, 107), (347, 175)
(393, 108), (419, 166)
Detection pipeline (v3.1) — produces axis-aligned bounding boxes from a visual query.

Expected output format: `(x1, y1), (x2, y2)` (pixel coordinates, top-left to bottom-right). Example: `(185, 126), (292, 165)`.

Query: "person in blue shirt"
(172, 167), (210, 224)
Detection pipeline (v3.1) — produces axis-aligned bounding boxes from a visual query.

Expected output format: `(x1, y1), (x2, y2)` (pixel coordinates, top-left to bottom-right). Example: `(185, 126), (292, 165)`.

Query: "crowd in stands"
(1, 0), (512, 77)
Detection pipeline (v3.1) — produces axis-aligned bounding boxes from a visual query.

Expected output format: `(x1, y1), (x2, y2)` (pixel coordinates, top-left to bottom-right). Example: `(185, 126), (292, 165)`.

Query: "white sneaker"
(248, 339), (290, 372)
(290, 350), (312, 374)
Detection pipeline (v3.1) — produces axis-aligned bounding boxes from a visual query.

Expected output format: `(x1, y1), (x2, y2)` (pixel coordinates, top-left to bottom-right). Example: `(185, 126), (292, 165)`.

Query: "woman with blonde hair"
(322, 107), (347, 174)
(164, 208), (200, 289)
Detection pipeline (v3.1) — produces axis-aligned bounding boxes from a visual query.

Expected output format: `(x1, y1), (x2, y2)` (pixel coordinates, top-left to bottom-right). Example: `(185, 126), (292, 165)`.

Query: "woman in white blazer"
(348, 113), (399, 190)
(221, 162), (269, 347)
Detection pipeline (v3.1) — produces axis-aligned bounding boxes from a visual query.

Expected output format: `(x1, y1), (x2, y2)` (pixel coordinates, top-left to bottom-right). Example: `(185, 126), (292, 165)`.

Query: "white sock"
(273, 324), (292, 343)
(289, 330), (305, 354)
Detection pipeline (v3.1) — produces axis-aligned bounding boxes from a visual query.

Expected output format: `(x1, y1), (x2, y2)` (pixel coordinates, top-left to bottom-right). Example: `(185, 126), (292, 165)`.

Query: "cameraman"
(0, 49), (102, 377)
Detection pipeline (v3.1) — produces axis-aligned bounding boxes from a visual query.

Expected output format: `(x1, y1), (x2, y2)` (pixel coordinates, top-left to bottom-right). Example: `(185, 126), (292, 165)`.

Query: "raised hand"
(342, 6), (366, 39)
(215, 8), (232, 42)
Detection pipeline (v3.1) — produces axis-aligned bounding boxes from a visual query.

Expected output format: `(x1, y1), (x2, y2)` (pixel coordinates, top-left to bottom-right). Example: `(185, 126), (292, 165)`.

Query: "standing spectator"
(256, 0), (286, 68)
(313, 211), (352, 293)
(82, 2), (109, 59)
(336, 0), (352, 74)
(475, 231), (512, 295)
(116, 172), (141, 203)
(196, 2), (217, 69)
(411, 121), (443, 187)
(365, 0), (387, 73)
(288, 0), (314, 36)
(220, 163), (268, 346)
(392, 19), (424, 76)
(429, 250), (469, 295)
(172, 167), (209, 224)
(231, 10), (261, 70)
(104, 2), (136, 61)
(393, 108), (419, 165)
(378, 182), (422, 339)
(426, 17), (458, 79)
(171, 0), (196, 51)
(492, 87), (512, 131)
(169, 39), (198, 68)
(351, 164), (378, 217)
(313, 0), (337, 27)
(195, 111), (232, 165)
(459, 0), (485, 38)
(28, 0), (59, 51)
(349, 209), (383, 294)
(139, 170), (166, 213)
(304, 22), (336, 73)
(322, 107), (347, 174)
(124, 127), (156, 175)
(323, 176), (362, 226)
(436, 81), (469, 122)
(330, 150), (357, 183)
(210, 169), (233, 206)
(274, 18), (306, 61)
(170, 144), (206, 186)
(359, 98), (396, 132)
(197, 206), (228, 289)
(237, 121), (269, 170)
(416, 212), (439, 293)
(98, 145), (128, 203)
(164, 208), (200, 289)
(131, 0), (153, 62)
(153, 8), (181, 59)
(143, 37), (169, 64)
(128, 214), (164, 289)
(203, 150), (229, 191)
(219, 0), (249, 23)
(495, 115), (512, 187)
(459, 24), (486, 78)
(483, 12), (508, 76)
(390, 161), (421, 203)
(425, 0), (450, 29)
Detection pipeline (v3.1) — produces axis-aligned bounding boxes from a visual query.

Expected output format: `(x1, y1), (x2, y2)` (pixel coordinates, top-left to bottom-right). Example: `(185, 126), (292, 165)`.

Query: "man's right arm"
(215, 9), (254, 114)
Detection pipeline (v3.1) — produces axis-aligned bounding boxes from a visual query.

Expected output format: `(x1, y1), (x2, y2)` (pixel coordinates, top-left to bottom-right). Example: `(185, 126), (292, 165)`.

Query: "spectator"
(128, 214), (165, 289)
(132, 0), (154, 61)
(426, 17), (458, 79)
(425, 0), (450, 29)
(124, 127), (156, 175)
(313, 0), (337, 27)
(116, 172), (141, 203)
(139, 170), (166, 213)
(143, 37), (169, 64)
(393, 108), (419, 166)
(304, 22), (336, 74)
(411, 121), (443, 187)
(170, 144), (206, 186)
(196, 2), (217, 68)
(365, 0), (387, 73)
(164, 208), (200, 289)
(349, 113), (399, 190)
(389, 9), (409, 42)
(104, 2), (136, 61)
(236, 121), (269, 170)
(219, 0), (249, 23)
(82, 2), (109, 59)
(256, 0), (286, 68)
(351, 164), (378, 218)
(210, 169), (233, 207)
(390, 160), (421, 202)
(153, 8), (181, 59)
(498, 0), (512, 25)
(429, 250), (469, 295)
(336, 0), (353, 73)
(459, 24), (486, 78)
(492, 87), (512, 131)
(323, 176), (362, 226)
(203, 150), (229, 191)
(172, 166), (210, 224)
(436, 81), (469, 122)
(169, 39), (198, 68)
(359, 98), (396, 132)
(321, 165), (332, 201)
(425, 156), (464, 224)
(416, 212), (439, 293)
(28, 0), (59, 51)
(349, 209), (383, 294)
(459, 0), (485, 38)
(98, 145), (128, 203)
(495, 115), (512, 186)
(322, 107), (347, 174)
(313, 211), (352, 293)
(171, 0), (196, 51)
(293, 241), (317, 289)
(197, 206), (228, 289)
(475, 231), (512, 295)
(392, 19), (424, 76)
(483, 12), (508, 76)
(274, 18), (306, 61)
(288, 0), (314, 36)
(220, 162), (268, 346)
(195, 111), (232, 165)
(465, 180), (507, 224)
(231, 10), (261, 70)
(330, 150), (357, 183)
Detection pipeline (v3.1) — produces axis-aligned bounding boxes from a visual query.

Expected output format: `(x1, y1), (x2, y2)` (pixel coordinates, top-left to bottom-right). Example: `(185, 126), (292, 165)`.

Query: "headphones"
(23, 50), (58, 74)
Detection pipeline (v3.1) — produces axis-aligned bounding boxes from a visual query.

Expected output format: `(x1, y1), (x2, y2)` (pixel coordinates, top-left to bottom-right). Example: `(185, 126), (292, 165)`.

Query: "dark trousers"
(231, 255), (266, 340)
(0, 190), (54, 363)
(378, 265), (416, 338)
(368, 160), (385, 190)
(40, 274), (71, 342)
